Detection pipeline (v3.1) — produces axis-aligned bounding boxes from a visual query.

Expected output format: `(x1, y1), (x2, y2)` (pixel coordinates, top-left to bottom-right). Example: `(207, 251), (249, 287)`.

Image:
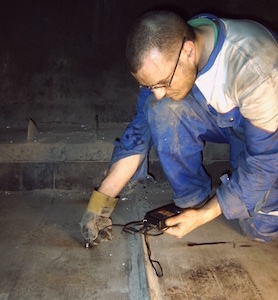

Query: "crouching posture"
(80, 11), (278, 245)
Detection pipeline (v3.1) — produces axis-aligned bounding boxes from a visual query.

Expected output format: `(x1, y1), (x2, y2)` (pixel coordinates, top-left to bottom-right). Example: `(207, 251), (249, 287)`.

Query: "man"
(80, 11), (278, 245)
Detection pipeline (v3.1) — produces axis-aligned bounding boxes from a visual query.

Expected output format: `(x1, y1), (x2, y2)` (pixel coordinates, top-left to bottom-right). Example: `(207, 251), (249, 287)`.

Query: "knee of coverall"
(258, 177), (278, 214)
(144, 95), (212, 206)
(239, 177), (278, 242)
(239, 213), (278, 242)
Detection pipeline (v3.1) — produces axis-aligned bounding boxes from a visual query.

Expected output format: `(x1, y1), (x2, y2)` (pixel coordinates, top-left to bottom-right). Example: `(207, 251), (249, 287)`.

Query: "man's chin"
(175, 89), (192, 101)
(169, 93), (187, 101)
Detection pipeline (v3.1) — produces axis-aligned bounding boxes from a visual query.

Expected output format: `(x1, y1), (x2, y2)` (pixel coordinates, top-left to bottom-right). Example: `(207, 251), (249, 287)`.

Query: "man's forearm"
(98, 154), (145, 197)
(198, 194), (222, 226)
(165, 195), (222, 238)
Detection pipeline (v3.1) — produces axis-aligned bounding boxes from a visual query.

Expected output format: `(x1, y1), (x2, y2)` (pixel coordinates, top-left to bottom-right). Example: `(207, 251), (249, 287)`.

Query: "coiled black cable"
(103, 220), (165, 277)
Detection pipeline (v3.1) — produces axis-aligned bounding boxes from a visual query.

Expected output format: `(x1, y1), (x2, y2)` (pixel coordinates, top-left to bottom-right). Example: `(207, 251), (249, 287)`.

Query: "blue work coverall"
(110, 14), (278, 242)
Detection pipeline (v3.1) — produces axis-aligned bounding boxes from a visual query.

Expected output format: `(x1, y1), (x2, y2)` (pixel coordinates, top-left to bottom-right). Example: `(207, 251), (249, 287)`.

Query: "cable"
(100, 220), (164, 277)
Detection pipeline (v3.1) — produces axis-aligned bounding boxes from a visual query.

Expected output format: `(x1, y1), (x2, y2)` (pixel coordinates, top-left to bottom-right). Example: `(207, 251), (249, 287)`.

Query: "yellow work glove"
(79, 190), (119, 246)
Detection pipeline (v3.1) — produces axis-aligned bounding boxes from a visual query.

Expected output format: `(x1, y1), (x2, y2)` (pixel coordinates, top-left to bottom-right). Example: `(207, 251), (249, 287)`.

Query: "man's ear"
(184, 40), (195, 58)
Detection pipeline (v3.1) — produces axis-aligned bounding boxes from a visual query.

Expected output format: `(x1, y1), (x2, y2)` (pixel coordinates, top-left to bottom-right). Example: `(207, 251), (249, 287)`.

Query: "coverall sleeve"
(217, 77), (278, 219)
(109, 88), (153, 180)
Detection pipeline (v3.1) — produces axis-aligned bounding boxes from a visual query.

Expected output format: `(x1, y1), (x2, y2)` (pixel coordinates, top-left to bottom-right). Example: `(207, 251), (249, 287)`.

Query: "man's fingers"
(164, 215), (185, 238)
(163, 209), (198, 238)
(164, 225), (183, 238)
(165, 213), (184, 227)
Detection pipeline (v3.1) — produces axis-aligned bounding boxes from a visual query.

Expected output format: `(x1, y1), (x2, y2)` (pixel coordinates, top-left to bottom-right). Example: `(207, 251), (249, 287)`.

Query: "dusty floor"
(0, 188), (147, 300)
(0, 180), (278, 300)
(0, 125), (277, 299)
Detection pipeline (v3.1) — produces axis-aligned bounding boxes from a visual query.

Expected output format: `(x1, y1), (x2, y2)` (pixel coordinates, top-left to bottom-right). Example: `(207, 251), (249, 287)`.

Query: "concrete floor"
(0, 125), (278, 299)
(0, 188), (148, 300)
(1, 181), (278, 300)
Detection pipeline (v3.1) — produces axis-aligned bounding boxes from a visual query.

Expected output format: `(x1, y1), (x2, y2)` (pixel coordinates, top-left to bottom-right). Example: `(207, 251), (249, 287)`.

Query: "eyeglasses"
(140, 36), (187, 90)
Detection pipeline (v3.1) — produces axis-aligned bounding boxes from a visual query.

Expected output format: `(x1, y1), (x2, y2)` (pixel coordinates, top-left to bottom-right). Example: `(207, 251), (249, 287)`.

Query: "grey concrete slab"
(1, 177), (277, 300)
(143, 219), (278, 300)
(110, 177), (278, 300)
(0, 123), (125, 163)
(1, 124), (273, 300)
(0, 125), (229, 164)
(0, 189), (149, 300)
(133, 185), (278, 300)
(0, 123), (230, 192)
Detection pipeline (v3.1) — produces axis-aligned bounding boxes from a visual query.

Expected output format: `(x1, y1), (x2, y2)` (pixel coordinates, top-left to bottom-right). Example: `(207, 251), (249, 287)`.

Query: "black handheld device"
(144, 203), (185, 230)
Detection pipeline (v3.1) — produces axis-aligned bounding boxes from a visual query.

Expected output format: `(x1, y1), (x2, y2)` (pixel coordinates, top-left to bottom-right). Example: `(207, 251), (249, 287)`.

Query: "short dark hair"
(126, 11), (195, 73)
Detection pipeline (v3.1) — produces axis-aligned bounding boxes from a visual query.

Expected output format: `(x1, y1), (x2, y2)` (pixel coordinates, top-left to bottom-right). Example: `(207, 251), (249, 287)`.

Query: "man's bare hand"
(164, 209), (200, 238)
(164, 196), (222, 239)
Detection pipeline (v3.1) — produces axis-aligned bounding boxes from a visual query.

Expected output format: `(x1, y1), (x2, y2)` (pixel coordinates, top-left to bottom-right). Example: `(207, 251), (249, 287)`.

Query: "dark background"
(1, 0), (277, 128)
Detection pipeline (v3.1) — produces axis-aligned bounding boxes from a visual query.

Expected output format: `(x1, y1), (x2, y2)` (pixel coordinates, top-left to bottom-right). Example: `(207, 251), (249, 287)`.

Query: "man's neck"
(194, 25), (215, 71)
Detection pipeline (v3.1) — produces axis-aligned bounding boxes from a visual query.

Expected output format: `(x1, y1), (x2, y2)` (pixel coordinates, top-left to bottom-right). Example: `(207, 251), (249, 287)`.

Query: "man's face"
(133, 41), (197, 101)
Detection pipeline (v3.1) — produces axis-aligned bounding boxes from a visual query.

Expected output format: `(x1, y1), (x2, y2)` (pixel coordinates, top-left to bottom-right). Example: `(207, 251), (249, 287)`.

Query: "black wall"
(1, 0), (277, 128)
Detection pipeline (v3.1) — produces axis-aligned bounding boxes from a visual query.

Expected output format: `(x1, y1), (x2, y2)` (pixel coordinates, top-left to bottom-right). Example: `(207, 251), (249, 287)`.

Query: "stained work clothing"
(111, 14), (278, 241)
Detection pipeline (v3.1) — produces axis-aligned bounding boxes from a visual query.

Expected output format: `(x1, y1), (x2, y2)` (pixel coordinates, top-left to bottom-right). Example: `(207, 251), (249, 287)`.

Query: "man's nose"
(152, 87), (167, 100)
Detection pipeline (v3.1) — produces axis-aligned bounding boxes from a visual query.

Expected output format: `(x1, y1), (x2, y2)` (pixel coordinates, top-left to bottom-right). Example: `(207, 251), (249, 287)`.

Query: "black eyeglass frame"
(140, 36), (187, 90)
